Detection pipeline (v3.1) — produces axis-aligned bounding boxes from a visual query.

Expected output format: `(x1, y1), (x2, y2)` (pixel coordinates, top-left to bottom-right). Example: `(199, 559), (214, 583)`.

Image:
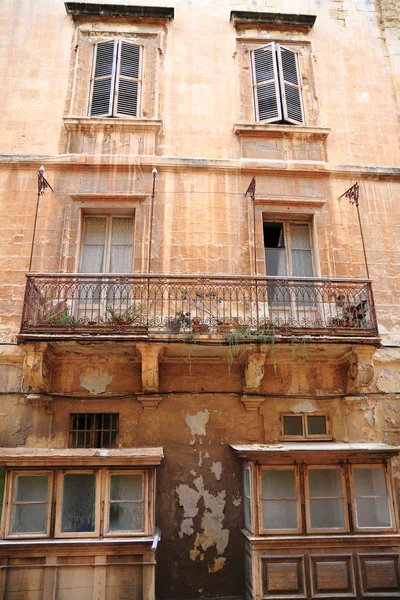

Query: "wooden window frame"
(280, 412), (332, 441)
(263, 220), (315, 278)
(79, 214), (135, 275)
(5, 471), (53, 539)
(55, 470), (101, 539)
(103, 470), (147, 537)
(88, 39), (143, 118)
(68, 413), (119, 449)
(259, 465), (302, 535)
(251, 42), (305, 125)
(243, 464), (253, 532)
(305, 465), (349, 534)
(350, 463), (396, 533)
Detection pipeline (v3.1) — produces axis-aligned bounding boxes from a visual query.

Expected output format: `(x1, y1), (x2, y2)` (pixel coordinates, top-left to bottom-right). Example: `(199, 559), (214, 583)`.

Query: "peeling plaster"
(208, 557), (226, 573)
(210, 461), (223, 481)
(185, 409), (210, 437)
(376, 368), (400, 393)
(79, 367), (112, 394)
(292, 399), (316, 413)
(232, 495), (242, 507)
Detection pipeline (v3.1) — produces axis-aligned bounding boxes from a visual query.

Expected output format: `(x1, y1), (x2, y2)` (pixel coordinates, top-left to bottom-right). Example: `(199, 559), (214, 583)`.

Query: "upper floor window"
(69, 413), (119, 448)
(79, 215), (134, 274)
(89, 40), (143, 118)
(251, 42), (304, 125)
(263, 221), (314, 278)
(281, 413), (331, 441)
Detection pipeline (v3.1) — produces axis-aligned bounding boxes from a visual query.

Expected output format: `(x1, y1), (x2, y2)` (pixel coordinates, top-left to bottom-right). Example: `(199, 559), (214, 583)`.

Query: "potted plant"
(192, 316), (210, 334)
(167, 311), (191, 333)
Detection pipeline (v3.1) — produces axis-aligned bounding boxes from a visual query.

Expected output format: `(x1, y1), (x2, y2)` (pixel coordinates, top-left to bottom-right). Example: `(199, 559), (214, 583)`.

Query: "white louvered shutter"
(115, 42), (142, 117)
(90, 41), (118, 117)
(277, 45), (304, 125)
(252, 43), (282, 123)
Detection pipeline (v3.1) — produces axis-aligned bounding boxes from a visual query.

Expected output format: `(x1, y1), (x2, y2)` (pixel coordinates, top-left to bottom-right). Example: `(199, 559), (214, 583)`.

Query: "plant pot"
(192, 323), (210, 334)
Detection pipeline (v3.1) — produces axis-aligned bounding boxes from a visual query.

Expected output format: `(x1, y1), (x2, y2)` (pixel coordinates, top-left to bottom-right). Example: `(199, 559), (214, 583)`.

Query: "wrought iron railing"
(20, 274), (378, 337)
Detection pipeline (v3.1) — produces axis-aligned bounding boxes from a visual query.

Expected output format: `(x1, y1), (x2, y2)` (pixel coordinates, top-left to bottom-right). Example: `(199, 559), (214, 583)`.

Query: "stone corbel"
(241, 394), (266, 411)
(20, 342), (53, 393)
(136, 343), (164, 394)
(26, 393), (53, 414)
(243, 349), (268, 393)
(136, 394), (163, 410)
(344, 347), (375, 394)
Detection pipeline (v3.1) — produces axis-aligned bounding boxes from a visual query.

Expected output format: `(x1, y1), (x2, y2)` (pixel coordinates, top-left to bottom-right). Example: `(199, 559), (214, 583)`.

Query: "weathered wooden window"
(105, 472), (144, 534)
(305, 466), (348, 532)
(69, 413), (119, 448)
(251, 42), (304, 124)
(263, 221), (314, 278)
(89, 40), (143, 117)
(243, 466), (252, 530)
(261, 467), (300, 533)
(352, 465), (393, 530)
(79, 215), (134, 274)
(7, 472), (52, 538)
(281, 413), (331, 440)
(57, 472), (100, 536)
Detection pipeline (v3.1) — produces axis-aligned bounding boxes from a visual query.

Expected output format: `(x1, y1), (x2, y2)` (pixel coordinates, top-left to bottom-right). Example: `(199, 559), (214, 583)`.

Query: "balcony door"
(78, 216), (134, 324)
(263, 221), (315, 327)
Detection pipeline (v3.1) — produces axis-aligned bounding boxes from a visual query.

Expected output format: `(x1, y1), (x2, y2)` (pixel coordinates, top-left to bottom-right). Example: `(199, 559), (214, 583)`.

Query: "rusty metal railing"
(20, 274), (378, 338)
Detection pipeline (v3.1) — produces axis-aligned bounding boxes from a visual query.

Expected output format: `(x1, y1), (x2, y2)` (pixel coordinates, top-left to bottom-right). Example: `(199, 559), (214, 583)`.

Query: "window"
(249, 463), (395, 535)
(251, 42), (304, 124)
(281, 413), (331, 440)
(263, 221), (313, 278)
(69, 413), (119, 448)
(80, 215), (134, 274)
(89, 40), (142, 117)
(4, 469), (147, 539)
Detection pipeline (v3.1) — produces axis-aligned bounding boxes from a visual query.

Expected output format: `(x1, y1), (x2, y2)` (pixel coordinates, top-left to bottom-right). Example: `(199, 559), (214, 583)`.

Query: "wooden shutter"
(115, 42), (142, 117)
(90, 41), (117, 117)
(277, 45), (304, 125)
(252, 43), (282, 123)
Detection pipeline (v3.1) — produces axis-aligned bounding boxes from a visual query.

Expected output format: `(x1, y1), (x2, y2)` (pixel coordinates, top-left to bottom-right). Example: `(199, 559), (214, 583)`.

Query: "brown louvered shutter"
(252, 43), (282, 123)
(277, 45), (304, 125)
(115, 42), (142, 117)
(90, 41), (117, 117)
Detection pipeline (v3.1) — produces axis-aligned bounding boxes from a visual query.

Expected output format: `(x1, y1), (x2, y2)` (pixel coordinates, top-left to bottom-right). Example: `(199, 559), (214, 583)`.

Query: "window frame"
(68, 413), (119, 449)
(79, 214), (135, 275)
(258, 465), (302, 535)
(263, 219), (315, 279)
(280, 412), (332, 441)
(5, 471), (53, 539)
(88, 39), (144, 119)
(251, 42), (305, 125)
(305, 465), (349, 534)
(103, 470), (147, 537)
(55, 470), (101, 539)
(350, 463), (397, 533)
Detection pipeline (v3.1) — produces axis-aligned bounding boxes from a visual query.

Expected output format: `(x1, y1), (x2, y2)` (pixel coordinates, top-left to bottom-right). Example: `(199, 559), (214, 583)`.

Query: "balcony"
(19, 274), (378, 340)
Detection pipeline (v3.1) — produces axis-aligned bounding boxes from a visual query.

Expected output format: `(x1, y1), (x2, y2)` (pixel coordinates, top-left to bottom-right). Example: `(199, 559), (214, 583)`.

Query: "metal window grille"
(69, 414), (119, 448)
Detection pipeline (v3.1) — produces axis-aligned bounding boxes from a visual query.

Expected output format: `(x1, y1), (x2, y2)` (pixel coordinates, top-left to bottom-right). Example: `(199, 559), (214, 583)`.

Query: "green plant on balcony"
(105, 305), (142, 327)
(167, 311), (192, 333)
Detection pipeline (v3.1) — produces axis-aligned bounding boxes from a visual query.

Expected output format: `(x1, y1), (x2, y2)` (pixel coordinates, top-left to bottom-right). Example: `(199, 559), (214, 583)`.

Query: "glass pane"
(262, 469), (296, 499)
(61, 474), (96, 533)
(354, 467), (387, 496)
(290, 224), (311, 250)
(264, 223), (285, 248)
(283, 415), (303, 436)
(309, 498), (345, 529)
(84, 217), (107, 244)
(263, 499), (298, 530)
(307, 415), (326, 435)
(12, 503), (47, 534)
(355, 497), (391, 528)
(109, 501), (143, 531)
(110, 245), (132, 273)
(265, 248), (287, 276)
(111, 218), (133, 245)
(291, 249), (313, 277)
(244, 468), (250, 497)
(80, 244), (105, 273)
(244, 496), (251, 529)
(80, 217), (107, 273)
(0, 467), (4, 525)
(308, 469), (342, 498)
(15, 475), (48, 502)
(110, 475), (142, 501)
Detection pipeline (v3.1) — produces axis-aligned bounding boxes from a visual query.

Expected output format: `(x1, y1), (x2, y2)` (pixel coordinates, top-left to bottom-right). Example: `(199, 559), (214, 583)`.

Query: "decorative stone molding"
(20, 342), (53, 393)
(241, 394), (266, 411)
(137, 394), (163, 410)
(26, 393), (53, 414)
(244, 350), (267, 393)
(344, 348), (375, 393)
(136, 343), (164, 393)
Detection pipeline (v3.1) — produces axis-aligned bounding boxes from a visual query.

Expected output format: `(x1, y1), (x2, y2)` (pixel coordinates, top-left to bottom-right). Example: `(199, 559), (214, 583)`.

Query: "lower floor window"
(5, 469), (146, 539)
(259, 463), (394, 535)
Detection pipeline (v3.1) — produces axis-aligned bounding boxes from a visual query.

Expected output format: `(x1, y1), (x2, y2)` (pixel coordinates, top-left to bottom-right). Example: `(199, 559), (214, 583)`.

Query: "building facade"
(0, 0), (400, 599)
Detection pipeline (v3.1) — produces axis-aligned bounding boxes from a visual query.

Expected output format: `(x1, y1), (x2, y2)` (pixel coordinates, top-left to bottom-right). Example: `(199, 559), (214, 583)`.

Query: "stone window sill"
(234, 123), (330, 140)
(63, 117), (162, 134)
